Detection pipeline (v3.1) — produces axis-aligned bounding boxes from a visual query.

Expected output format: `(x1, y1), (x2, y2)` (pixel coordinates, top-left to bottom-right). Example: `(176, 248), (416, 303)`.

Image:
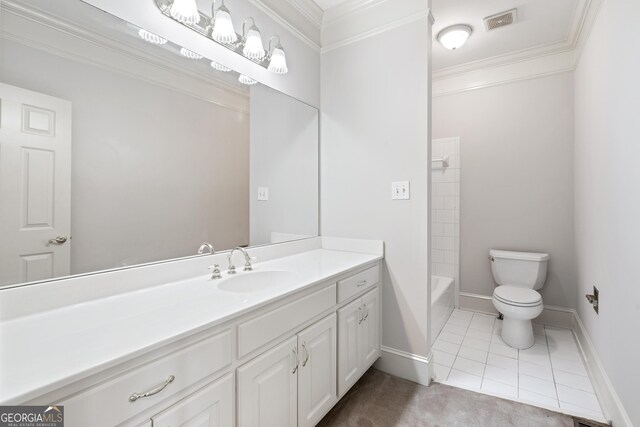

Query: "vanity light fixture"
(238, 74), (257, 85)
(267, 35), (288, 74)
(170, 0), (200, 25)
(211, 61), (232, 72)
(241, 18), (265, 60)
(155, 0), (289, 74)
(437, 24), (473, 50)
(211, 0), (237, 44)
(180, 47), (203, 59)
(138, 29), (168, 45)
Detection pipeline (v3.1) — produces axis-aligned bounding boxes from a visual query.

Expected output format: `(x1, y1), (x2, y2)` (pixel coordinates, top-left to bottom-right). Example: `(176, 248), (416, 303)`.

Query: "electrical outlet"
(257, 187), (269, 201)
(391, 181), (410, 200)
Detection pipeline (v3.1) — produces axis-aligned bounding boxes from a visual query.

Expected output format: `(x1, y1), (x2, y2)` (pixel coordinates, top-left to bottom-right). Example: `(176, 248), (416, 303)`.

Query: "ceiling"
(431, 0), (582, 70)
(311, 0), (350, 11)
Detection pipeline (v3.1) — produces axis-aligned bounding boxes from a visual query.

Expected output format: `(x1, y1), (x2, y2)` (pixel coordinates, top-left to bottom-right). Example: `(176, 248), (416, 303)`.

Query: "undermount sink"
(217, 270), (300, 293)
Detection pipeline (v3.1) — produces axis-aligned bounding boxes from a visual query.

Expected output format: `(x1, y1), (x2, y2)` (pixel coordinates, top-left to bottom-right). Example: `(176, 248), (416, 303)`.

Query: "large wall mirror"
(0, 0), (319, 288)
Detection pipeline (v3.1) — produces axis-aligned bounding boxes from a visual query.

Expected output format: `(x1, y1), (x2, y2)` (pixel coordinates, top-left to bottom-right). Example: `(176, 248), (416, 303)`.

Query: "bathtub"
(431, 276), (455, 343)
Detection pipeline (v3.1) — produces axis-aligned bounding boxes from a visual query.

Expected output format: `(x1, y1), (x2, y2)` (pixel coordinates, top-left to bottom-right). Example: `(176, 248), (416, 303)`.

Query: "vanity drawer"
(238, 284), (336, 358)
(338, 265), (379, 303)
(61, 330), (231, 427)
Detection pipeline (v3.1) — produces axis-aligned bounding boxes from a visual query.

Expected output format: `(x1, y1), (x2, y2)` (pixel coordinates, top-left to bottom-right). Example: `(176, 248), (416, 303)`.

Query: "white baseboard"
(572, 313), (633, 427)
(458, 292), (575, 328)
(374, 346), (432, 386)
(458, 292), (631, 426)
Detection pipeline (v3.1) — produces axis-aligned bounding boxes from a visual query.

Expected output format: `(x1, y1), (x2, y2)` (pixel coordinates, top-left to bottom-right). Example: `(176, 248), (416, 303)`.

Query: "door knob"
(48, 236), (68, 245)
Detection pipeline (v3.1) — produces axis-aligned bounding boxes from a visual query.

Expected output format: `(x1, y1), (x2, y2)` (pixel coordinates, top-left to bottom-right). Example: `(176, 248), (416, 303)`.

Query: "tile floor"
(433, 309), (607, 423)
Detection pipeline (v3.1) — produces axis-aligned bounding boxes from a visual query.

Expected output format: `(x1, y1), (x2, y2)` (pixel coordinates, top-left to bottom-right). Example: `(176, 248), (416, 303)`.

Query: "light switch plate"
(391, 181), (410, 200)
(257, 187), (269, 201)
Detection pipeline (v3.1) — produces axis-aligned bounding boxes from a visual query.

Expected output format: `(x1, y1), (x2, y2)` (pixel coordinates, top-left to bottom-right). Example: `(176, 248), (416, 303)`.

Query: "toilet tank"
(489, 250), (549, 290)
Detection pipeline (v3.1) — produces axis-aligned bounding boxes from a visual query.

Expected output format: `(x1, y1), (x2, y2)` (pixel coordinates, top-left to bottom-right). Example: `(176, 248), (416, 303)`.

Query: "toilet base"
(501, 318), (535, 350)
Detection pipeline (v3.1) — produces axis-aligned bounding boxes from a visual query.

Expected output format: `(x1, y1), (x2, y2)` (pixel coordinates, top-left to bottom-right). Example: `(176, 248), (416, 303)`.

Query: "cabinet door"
(337, 297), (362, 397)
(152, 373), (233, 427)
(360, 287), (380, 368)
(237, 336), (298, 427)
(298, 314), (337, 427)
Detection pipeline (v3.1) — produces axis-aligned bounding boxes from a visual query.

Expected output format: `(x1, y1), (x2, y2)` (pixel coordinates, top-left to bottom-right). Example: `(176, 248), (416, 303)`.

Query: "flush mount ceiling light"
(180, 47), (203, 59)
(242, 18), (265, 60)
(437, 24), (473, 50)
(211, 0), (237, 44)
(238, 74), (257, 85)
(138, 29), (167, 45)
(267, 35), (288, 74)
(211, 61), (231, 72)
(170, 0), (200, 25)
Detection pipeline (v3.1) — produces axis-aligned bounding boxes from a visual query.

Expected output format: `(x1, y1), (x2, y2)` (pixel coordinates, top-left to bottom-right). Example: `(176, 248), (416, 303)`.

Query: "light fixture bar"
(154, 0), (275, 71)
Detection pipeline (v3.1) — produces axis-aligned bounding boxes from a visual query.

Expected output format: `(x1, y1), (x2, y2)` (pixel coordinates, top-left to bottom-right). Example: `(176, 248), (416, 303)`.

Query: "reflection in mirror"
(0, 0), (319, 288)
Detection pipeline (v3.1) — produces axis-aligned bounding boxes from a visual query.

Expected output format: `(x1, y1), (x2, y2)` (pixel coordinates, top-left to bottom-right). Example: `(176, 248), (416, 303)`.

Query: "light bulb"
(238, 74), (257, 85)
(211, 61), (231, 72)
(180, 47), (202, 59)
(242, 26), (265, 60)
(170, 0), (200, 25)
(138, 29), (167, 45)
(268, 46), (288, 74)
(212, 4), (237, 44)
(437, 25), (472, 50)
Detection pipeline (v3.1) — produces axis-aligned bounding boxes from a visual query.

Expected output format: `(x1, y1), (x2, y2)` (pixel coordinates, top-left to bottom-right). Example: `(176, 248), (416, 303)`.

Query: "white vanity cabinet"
(237, 313), (337, 427)
(151, 373), (234, 427)
(337, 287), (380, 396)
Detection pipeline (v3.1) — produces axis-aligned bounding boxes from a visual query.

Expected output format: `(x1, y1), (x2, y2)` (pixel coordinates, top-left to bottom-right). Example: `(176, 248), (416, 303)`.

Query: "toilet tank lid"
(490, 250), (549, 261)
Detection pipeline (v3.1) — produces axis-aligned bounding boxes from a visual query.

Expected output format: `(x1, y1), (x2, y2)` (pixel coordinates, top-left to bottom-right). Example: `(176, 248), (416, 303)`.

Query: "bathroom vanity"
(0, 237), (383, 426)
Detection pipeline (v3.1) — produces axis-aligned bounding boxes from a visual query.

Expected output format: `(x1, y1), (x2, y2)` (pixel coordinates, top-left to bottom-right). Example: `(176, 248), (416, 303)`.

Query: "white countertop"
(0, 247), (381, 404)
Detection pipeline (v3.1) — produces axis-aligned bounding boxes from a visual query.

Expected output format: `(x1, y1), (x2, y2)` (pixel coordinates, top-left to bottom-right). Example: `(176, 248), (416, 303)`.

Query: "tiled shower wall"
(432, 137), (460, 291)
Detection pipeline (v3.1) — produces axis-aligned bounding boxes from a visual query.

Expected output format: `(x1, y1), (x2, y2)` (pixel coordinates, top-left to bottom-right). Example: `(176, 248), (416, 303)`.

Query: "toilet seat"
(493, 286), (542, 307)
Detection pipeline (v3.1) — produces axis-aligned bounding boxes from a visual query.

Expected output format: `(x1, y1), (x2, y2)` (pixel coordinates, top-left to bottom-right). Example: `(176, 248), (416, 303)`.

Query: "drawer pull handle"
(292, 347), (299, 374)
(363, 306), (369, 321)
(358, 307), (364, 324)
(129, 375), (175, 402)
(302, 342), (309, 367)
(357, 280), (367, 287)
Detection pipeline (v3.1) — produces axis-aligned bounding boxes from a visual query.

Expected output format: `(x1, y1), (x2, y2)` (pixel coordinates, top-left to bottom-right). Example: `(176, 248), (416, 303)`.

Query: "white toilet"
(490, 249), (549, 349)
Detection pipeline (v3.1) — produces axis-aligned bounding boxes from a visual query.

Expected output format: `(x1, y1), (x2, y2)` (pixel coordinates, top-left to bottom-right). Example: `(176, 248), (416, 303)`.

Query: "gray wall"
(574, 0), (640, 423)
(321, 18), (431, 357)
(249, 85), (319, 246)
(2, 40), (249, 274)
(433, 72), (576, 309)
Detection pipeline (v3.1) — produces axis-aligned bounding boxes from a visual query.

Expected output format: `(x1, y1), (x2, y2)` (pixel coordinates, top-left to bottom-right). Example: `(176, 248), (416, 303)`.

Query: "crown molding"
(321, 0), (428, 51)
(248, 0), (321, 51)
(433, 0), (604, 96)
(1, 0), (250, 112)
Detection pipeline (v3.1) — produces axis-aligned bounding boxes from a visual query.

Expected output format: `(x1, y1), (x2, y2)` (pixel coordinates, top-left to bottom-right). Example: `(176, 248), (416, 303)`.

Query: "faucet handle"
(208, 264), (222, 279)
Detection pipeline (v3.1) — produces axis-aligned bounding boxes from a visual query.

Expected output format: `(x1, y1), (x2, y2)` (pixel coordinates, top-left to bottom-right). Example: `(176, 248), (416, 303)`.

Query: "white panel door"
(237, 336), (298, 427)
(298, 313), (337, 427)
(337, 297), (362, 397)
(0, 82), (71, 286)
(152, 373), (234, 427)
(360, 288), (380, 368)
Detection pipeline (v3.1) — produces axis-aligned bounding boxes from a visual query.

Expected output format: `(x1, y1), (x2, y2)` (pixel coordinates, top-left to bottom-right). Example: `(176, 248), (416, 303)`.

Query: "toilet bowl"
(492, 286), (543, 349)
(489, 249), (549, 350)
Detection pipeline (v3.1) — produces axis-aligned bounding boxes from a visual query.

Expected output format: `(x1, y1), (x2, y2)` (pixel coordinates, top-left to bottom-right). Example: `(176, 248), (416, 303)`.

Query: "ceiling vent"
(484, 9), (518, 31)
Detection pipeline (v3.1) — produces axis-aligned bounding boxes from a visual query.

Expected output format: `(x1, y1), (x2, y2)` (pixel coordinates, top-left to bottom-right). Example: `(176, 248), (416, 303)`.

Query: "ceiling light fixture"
(180, 47), (203, 59)
(437, 24), (473, 50)
(267, 35), (288, 74)
(238, 74), (257, 85)
(211, 0), (237, 44)
(138, 29), (167, 45)
(211, 61), (232, 72)
(242, 18), (265, 60)
(170, 0), (200, 25)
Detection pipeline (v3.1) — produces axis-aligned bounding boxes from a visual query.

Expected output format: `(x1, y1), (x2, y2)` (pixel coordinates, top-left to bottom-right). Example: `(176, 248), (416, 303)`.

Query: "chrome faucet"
(197, 242), (214, 255)
(227, 247), (253, 274)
